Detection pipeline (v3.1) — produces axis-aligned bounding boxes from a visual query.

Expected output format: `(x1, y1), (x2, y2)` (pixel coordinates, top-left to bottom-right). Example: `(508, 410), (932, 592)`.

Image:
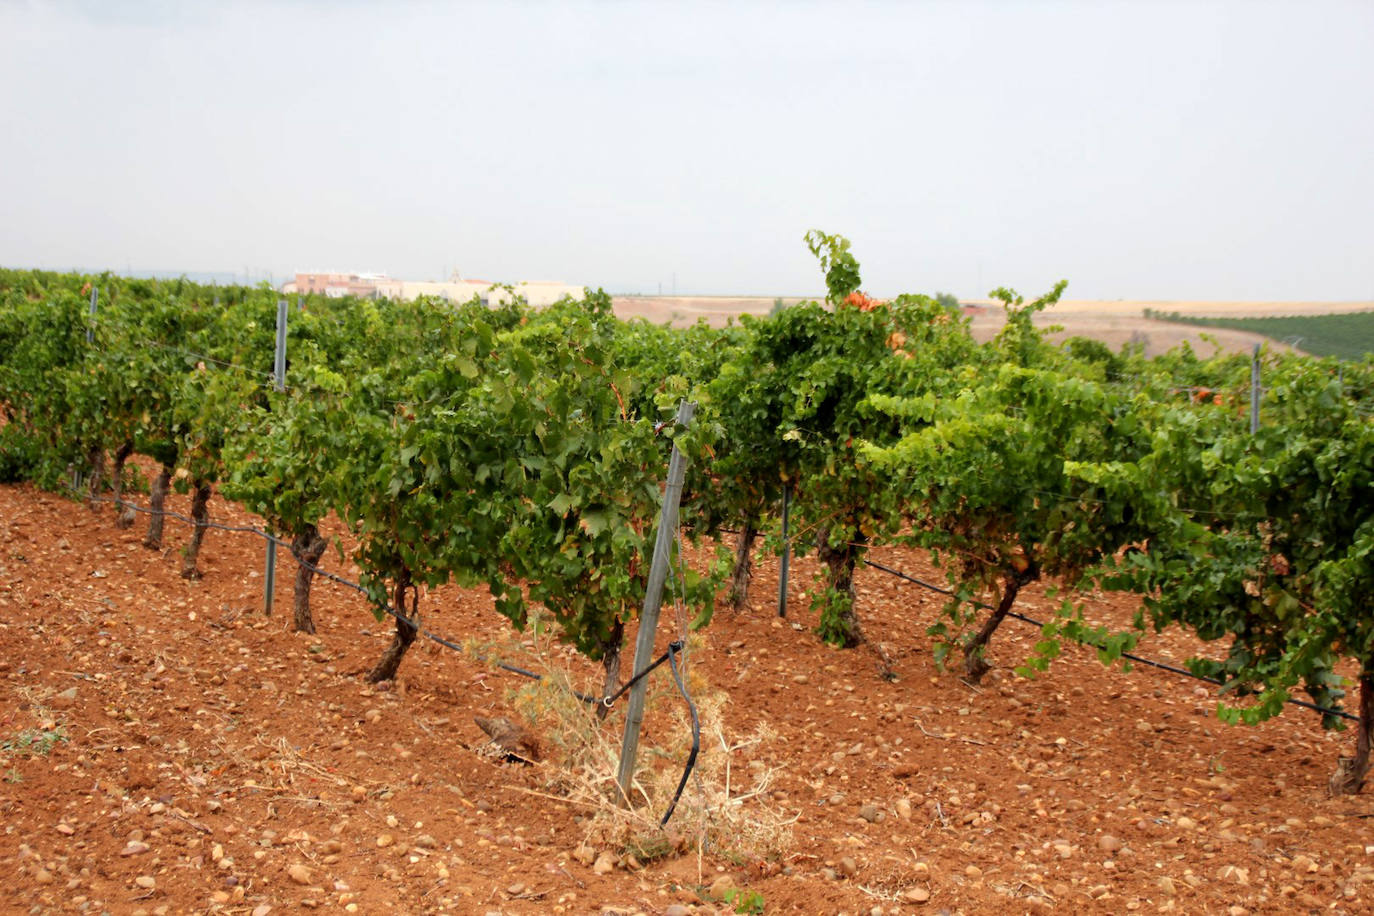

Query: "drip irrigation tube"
(862, 557), (1357, 722)
(70, 484), (704, 821)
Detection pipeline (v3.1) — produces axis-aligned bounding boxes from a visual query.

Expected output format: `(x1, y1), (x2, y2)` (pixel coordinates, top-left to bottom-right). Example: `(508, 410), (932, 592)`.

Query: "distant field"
(612, 296), (1374, 358)
(1144, 310), (1374, 361)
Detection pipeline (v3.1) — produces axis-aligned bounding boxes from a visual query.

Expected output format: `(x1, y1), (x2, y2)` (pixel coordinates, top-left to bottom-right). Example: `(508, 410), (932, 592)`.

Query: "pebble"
(839, 856), (858, 877)
(708, 875), (736, 900)
(904, 887), (930, 903)
(376, 834), (394, 848)
(859, 804), (882, 823)
(571, 845), (596, 866)
(664, 906), (692, 916)
(593, 852), (617, 875)
(251, 906), (272, 916)
(413, 834), (438, 849)
(896, 798), (913, 821)
(55, 823), (75, 836)
(1098, 834), (1123, 854)
(134, 876), (156, 889)
(120, 842), (150, 857)
(288, 864), (314, 885)
(364, 708), (381, 723)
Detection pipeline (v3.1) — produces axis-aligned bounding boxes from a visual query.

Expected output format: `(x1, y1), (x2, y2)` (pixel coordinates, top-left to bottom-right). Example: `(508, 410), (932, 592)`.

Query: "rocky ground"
(3, 475), (1374, 915)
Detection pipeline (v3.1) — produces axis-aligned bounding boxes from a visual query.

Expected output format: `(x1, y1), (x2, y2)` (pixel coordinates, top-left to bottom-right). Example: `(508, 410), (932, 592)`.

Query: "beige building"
(285, 270), (582, 307)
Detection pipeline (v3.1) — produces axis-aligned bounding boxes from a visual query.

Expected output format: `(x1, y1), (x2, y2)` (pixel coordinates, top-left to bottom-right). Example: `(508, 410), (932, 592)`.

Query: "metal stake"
(616, 400), (696, 803)
(264, 298), (288, 615)
(777, 484), (791, 617)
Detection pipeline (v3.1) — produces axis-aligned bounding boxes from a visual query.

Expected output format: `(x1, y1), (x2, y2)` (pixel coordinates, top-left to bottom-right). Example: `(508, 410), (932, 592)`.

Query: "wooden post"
(616, 400), (695, 803)
(263, 298), (288, 615)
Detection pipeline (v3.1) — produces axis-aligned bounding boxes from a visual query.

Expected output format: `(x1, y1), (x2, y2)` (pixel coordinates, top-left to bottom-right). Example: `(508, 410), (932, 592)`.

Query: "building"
(284, 270), (582, 307)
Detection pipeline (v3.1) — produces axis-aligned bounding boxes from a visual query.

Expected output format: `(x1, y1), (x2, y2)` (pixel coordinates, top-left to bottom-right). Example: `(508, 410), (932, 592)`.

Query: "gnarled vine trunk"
(816, 524), (867, 648)
(179, 480), (212, 579)
(290, 524), (328, 634)
(1331, 671), (1374, 795)
(596, 620), (626, 721)
(367, 570), (418, 683)
(963, 565), (1034, 684)
(142, 464), (173, 550)
(110, 442), (135, 528)
(85, 445), (105, 510)
(727, 519), (758, 609)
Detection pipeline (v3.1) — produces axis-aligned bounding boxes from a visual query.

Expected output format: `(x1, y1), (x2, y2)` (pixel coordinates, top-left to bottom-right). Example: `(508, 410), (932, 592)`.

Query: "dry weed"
(491, 612), (795, 866)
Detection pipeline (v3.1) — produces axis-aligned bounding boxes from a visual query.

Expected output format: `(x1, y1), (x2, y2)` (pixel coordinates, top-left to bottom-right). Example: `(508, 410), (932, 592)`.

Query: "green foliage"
(724, 888), (766, 914)
(6, 251), (1374, 782)
(803, 229), (862, 303)
(1, 726), (67, 758)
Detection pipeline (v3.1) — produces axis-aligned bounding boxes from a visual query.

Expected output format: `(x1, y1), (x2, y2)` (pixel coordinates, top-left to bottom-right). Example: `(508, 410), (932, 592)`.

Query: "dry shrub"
(499, 614), (795, 866)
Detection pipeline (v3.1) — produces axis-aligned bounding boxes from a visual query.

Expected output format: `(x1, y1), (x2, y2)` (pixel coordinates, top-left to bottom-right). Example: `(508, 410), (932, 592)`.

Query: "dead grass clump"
(501, 615), (795, 867)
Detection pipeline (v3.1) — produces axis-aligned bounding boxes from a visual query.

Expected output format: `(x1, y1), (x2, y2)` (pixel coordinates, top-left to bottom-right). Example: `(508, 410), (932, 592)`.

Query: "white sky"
(1, 0), (1371, 301)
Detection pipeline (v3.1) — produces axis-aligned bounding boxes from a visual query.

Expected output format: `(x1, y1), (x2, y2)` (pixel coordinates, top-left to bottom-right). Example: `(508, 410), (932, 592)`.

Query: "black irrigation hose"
(660, 641), (700, 827)
(77, 483), (704, 822)
(862, 557), (1359, 723)
(74, 488), (609, 703)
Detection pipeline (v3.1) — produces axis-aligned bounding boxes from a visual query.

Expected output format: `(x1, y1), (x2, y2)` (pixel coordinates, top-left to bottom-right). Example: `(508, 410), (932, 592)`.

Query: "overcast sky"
(1, 1), (1370, 301)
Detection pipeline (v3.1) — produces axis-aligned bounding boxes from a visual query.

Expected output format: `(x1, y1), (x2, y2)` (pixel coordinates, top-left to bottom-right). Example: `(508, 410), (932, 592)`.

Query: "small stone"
(413, 834), (438, 849)
(287, 864), (313, 885)
(34, 869), (53, 885)
(904, 887), (931, 903)
(318, 839), (342, 855)
(376, 834), (394, 848)
(839, 856), (858, 877)
(593, 852), (617, 875)
(965, 865), (983, 879)
(858, 804), (881, 823)
(665, 906), (692, 916)
(1088, 884), (1109, 899)
(896, 798), (913, 821)
(120, 841), (151, 857)
(55, 823), (75, 836)
(135, 876), (156, 889)
(251, 906), (272, 916)
(571, 845), (596, 866)
(364, 709), (381, 723)
(708, 875), (736, 899)
(506, 882), (525, 896)
(1097, 834), (1123, 854)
